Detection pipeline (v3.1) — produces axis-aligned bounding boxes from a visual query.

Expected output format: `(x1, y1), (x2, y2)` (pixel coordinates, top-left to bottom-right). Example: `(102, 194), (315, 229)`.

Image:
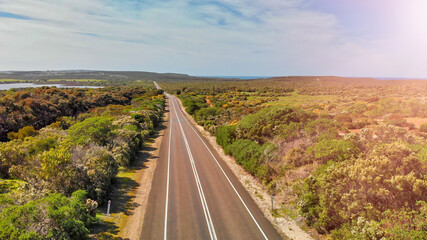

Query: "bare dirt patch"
(405, 117), (427, 128)
(349, 129), (362, 133)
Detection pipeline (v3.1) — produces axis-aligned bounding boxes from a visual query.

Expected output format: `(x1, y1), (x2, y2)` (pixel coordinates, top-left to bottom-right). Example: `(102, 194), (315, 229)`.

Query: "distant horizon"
(199, 75), (427, 80)
(1, 70), (427, 80)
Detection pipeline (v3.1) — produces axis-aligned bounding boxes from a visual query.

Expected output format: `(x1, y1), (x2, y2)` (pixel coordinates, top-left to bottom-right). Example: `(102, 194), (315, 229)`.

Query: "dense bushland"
(0, 87), (165, 239)
(299, 140), (426, 238)
(0, 86), (150, 141)
(175, 79), (427, 239)
(0, 190), (96, 239)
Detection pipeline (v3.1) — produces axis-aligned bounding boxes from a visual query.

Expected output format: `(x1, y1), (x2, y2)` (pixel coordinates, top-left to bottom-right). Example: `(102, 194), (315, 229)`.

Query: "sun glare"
(401, 0), (427, 40)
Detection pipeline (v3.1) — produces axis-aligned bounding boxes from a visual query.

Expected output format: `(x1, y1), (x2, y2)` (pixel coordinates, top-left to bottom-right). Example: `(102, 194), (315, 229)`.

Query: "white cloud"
(0, 0), (425, 77)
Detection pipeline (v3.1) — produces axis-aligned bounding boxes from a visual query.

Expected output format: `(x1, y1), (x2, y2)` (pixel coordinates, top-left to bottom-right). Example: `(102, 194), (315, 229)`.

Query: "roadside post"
(107, 200), (111, 216)
(271, 193), (274, 211)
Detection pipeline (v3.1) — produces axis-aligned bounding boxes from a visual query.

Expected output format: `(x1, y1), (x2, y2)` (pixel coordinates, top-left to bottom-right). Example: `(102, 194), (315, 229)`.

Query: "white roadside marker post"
(271, 194), (274, 211)
(107, 200), (111, 216)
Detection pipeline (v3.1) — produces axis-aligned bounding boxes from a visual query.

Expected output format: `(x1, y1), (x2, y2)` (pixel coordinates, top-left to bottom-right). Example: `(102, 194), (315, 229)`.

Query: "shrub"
(304, 118), (341, 141)
(7, 126), (38, 140)
(299, 142), (427, 234)
(276, 122), (302, 140)
(226, 139), (273, 181)
(0, 190), (95, 240)
(181, 95), (207, 115)
(334, 114), (352, 123)
(216, 125), (237, 150)
(420, 123), (427, 133)
(28, 137), (58, 154)
(67, 117), (114, 146)
(307, 139), (361, 163)
(237, 106), (315, 143)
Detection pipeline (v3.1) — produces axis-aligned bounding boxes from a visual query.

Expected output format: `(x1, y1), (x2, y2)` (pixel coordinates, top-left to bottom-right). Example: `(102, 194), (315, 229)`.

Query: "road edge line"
(171, 96), (218, 240)
(173, 97), (270, 240)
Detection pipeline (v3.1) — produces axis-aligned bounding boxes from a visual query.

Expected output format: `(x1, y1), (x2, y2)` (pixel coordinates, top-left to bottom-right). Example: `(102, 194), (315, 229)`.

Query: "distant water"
(197, 76), (276, 80)
(374, 77), (427, 80)
(0, 83), (103, 90)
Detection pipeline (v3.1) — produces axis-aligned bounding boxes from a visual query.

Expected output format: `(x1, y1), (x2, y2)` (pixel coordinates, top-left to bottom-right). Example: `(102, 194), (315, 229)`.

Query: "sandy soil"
(405, 117), (427, 128)
(349, 129), (362, 133)
(175, 98), (314, 240)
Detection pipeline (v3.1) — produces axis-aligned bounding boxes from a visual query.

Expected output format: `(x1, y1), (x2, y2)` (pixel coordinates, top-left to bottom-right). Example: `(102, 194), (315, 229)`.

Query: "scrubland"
(0, 86), (165, 239)
(159, 76), (427, 239)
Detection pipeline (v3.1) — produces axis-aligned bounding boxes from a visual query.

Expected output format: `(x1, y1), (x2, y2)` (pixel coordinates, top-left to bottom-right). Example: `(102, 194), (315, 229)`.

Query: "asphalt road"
(141, 89), (282, 239)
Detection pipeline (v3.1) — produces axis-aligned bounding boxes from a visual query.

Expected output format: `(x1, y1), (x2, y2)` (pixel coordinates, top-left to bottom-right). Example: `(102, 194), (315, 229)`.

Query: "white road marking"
(173, 96), (269, 240)
(171, 97), (218, 240)
(164, 94), (173, 240)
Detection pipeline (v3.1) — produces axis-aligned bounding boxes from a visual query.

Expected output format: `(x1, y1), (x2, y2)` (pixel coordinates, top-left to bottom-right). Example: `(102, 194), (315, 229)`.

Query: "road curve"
(141, 85), (282, 239)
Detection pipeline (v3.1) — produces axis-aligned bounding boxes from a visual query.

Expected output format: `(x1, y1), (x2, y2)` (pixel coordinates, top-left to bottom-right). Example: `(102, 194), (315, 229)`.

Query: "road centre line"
(172, 96), (269, 240)
(171, 97), (218, 240)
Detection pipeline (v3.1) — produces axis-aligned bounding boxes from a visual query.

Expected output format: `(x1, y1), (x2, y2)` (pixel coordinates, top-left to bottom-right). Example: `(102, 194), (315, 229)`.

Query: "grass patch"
(48, 79), (107, 82)
(95, 166), (139, 238)
(0, 79), (27, 82)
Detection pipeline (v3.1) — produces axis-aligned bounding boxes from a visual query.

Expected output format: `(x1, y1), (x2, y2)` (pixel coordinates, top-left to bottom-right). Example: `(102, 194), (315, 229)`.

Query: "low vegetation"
(159, 76), (427, 240)
(0, 86), (165, 239)
(0, 86), (156, 141)
(1, 73), (426, 239)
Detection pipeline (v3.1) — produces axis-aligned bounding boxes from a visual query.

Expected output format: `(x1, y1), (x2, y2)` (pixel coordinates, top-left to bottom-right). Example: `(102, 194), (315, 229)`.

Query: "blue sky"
(0, 0), (427, 77)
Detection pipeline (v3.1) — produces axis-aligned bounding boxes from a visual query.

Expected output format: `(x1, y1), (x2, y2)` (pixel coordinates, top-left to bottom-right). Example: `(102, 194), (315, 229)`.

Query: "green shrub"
(122, 124), (139, 132)
(7, 126), (38, 140)
(67, 117), (114, 146)
(304, 118), (341, 141)
(276, 122), (302, 140)
(420, 123), (427, 132)
(226, 139), (273, 181)
(307, 139), (361, 163)
(216, 125), (237, 150)
(181, 95), (208, 115)
(0, 190), (95, 240)
(29, 137), (58, 154)
(237, 106), (315, 143)
(299, 142), (427, 234)
(335, 114), (352, 123)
